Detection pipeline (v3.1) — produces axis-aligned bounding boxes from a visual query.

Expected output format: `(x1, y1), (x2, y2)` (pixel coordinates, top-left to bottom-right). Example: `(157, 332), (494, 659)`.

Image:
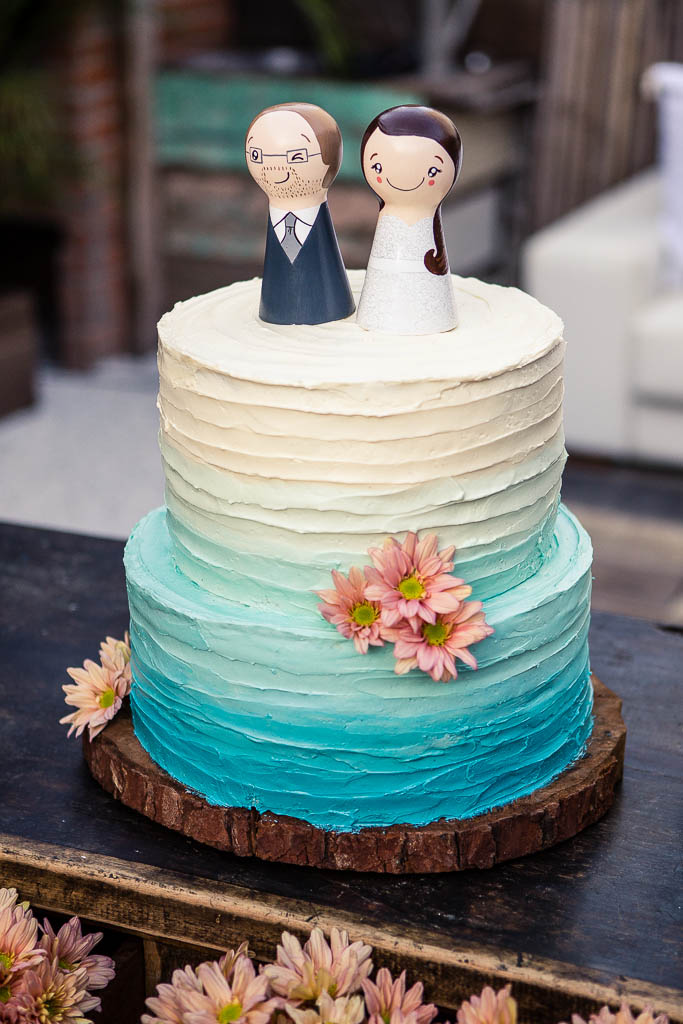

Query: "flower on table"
(362, 967), (437, 1024)
(456, 985), (517, 1024)
(567, 1006), (670, 1024)
(179, 955), (279, 1024)
(6, 957), (99, 1023)
(142, 965), (203, 1024)
(60, 657), (130, 742)
(365, 532), (471, 630)
(40, 916), (115, 993)
(285, 992), (365, 1024)
(316, 568), (385, 655)
(99, 630), (132, 685)
(0, 888), (115, 1022)
(391, 602), (494, 683)
(264, 927), (373, 1002)
(0, 894), (44, 988)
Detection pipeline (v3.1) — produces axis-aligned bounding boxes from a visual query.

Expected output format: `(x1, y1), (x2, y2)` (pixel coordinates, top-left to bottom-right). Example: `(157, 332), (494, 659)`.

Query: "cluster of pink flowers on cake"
(142, 926), (669, 1024)
(60, 632), (132, 741)
(316, 533), (493, 682)
(0, 887), (115, 1023)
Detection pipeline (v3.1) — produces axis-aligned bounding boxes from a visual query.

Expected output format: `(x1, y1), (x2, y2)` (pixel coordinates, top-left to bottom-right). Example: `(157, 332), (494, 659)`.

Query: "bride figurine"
(356, 105), (463, 335)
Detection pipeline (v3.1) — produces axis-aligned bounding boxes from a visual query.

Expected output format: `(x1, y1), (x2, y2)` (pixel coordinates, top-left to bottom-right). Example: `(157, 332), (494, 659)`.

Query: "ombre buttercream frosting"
(124, 271), (594, 832)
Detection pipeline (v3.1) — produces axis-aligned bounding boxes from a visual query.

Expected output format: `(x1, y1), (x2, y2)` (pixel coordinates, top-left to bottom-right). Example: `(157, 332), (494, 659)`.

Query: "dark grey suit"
(259, 202), (355, 326)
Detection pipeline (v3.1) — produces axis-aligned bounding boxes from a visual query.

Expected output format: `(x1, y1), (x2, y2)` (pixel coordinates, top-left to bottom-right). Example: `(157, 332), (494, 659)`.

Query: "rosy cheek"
(428, 180), (435, 186)
(376, 176), (382, 183)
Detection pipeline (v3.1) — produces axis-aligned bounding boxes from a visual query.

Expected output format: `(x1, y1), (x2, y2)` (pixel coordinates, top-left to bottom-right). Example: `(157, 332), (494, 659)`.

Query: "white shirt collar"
(269, 202), (322, 227)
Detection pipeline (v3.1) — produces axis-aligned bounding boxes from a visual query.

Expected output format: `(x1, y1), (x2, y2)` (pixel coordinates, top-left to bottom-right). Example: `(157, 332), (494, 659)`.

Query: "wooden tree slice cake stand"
(83, 676), (625, 874)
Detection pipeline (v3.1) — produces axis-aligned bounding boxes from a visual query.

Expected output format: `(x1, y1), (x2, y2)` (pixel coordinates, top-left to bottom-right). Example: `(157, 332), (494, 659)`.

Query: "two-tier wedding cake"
(123, 270), (593, 835)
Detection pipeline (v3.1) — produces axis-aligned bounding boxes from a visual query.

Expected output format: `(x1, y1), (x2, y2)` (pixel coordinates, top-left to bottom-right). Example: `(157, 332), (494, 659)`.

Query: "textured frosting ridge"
(125, 504), (593, 829)
(158, 273), (567, 604)
(123, 271), (594, 831)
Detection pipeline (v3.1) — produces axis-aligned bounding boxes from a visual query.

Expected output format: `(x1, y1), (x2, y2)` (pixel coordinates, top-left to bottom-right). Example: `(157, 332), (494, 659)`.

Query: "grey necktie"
(281, 212), (303, 263)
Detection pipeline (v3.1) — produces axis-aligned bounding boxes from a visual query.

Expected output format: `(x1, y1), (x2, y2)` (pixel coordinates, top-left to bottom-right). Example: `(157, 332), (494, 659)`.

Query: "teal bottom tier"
(124, 504), (594, 832)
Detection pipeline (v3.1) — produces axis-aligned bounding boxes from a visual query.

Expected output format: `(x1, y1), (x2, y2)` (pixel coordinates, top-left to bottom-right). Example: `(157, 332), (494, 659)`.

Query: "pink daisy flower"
(60, 659), (130, 741)
(99, 632), (132, 687)
(316, 568), (385, 655)
(264, 928), (373, 1002)
(365, 533), (472, 629)
(568, 1006), (669, 1024)
(179, 955), (279, 1024)
(457, 985), (517, 1024)
(40, 917), (115, 992)
(0, 890), (19, 915)
(142, 964), (203, 1024)
(6, 957), (97, 1023)
(0, 897), (44, 986)
(286, 992), (366, 1024)
(362, 967), (437, 1024)
(392, 602), (493, 683)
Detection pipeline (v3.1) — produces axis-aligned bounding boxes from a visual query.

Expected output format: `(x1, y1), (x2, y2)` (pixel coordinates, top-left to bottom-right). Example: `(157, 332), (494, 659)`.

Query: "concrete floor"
(0, 356), (163, 540)
(2, 357), (682, 627)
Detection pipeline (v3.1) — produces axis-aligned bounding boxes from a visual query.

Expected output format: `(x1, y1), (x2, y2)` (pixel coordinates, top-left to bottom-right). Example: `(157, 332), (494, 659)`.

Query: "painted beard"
(260, 164), (326, 202)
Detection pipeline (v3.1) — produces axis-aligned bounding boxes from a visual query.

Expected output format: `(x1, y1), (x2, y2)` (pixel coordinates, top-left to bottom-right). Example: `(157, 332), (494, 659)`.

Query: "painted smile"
(386, 176), (425, 192)
(274, 172), (290, 184)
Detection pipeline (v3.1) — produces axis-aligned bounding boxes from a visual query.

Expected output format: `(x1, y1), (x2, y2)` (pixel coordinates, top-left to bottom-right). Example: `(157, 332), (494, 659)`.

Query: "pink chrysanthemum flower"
(316, 568), (385, 655)
(7, 957), (98, 1023)
(365, 533), (472, 629)
(0, 896), (44, 986)
(99, 632), (132, 686)
(391, 602), (493, 683)
(286, 992), (366, 1024)
(362, 968), (437, 1024)
(0, 890), (19, 915)
(180, 955), (279, 1024)
(142, 964), (203, 1024)
(457, 985), (517, 1024)
(568, 1005), (669, 1024)
(264, 928), (373, 1002)
(60, 658), (130, 741)
(40, 917), (115, 992)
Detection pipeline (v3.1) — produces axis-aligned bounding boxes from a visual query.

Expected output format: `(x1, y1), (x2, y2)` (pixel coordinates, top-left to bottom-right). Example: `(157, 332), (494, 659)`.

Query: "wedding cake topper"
(245, 102), (355, 326)
(356, 105), (463, 335)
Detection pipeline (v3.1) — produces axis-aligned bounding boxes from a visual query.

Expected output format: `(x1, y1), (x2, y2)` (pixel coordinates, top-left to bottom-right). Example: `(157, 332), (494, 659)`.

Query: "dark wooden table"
(1, 522), (681, 1023)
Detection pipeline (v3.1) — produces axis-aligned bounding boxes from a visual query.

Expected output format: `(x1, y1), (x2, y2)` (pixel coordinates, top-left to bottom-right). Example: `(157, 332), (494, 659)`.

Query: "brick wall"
(55, 8), (128, 368)
(53, 0), (231, 368)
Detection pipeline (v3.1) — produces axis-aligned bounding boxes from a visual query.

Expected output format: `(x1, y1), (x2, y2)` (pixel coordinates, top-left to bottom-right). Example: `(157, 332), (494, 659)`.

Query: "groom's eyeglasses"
(248, 147), (321, 164)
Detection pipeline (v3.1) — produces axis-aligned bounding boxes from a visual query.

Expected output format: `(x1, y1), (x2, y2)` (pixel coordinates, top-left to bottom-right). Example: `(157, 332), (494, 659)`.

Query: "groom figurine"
(245, 102), (355, 325)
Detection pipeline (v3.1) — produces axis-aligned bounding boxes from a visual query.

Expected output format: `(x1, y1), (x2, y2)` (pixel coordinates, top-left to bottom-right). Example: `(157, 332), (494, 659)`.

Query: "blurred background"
(1, 0), (682, 625)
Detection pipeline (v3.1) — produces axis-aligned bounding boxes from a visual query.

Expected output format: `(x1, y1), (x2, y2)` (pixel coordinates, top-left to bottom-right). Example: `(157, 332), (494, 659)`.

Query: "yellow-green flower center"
(350, 601), (378, 627)
(218, 1001), (243, 1024)
(423, 621), (450, 646)
(0, 986), (10, 1003)
(58, 958), (74, 972)
(381, 1013), (391, 1024)
(398, 574), (425, 600)
(0, 952), (13, 972)
(99, 688), (116, 709)
(42, 993), (60, 1017)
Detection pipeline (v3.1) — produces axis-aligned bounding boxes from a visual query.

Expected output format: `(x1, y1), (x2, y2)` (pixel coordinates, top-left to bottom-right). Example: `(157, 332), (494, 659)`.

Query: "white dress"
(356, 214), (458, 334)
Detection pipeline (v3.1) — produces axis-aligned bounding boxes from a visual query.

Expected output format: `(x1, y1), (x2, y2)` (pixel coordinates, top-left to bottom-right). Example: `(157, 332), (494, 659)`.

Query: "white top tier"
(157, 270), (563, 396)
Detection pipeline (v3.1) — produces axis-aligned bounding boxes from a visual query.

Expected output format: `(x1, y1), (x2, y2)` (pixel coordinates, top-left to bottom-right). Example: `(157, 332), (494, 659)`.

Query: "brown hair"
(246, 102), (343, 189)
(360, 105), (462, 276)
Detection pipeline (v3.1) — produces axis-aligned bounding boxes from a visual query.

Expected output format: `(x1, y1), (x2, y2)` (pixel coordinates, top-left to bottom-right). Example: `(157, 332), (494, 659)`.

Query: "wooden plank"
(2, 834), (681, 1024)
